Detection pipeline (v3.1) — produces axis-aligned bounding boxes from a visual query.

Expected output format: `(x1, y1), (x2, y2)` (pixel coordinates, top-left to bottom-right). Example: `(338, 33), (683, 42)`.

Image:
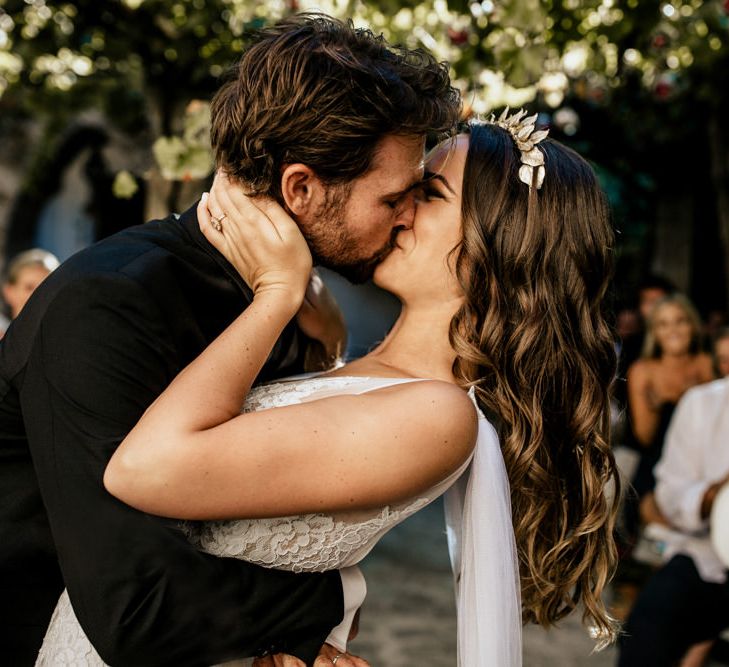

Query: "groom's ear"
(280, 164), (323, 218)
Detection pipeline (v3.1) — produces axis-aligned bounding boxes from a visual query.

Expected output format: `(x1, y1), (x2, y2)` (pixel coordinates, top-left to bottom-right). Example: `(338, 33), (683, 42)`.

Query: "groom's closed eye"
(381, 176), (427, 207)
(382, 186), (426, 217)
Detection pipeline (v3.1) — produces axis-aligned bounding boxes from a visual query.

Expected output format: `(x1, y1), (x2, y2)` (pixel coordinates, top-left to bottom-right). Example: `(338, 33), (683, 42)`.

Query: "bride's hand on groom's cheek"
(198, 173), (312, 306)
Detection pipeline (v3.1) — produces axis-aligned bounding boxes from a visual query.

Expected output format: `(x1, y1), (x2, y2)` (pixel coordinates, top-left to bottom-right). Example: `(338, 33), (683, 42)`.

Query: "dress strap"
(351, 377), (431, 395)
(269, 375), (432, 404)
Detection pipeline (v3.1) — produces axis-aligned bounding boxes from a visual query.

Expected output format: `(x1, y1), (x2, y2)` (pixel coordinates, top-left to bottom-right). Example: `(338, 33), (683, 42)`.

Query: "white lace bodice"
(184, 375), (468, 573)
(36, 375), (474, 666)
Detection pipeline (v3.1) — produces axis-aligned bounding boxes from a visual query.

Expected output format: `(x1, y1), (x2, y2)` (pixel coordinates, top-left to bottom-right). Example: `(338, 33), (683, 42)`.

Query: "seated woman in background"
(626, 293), (714, 526)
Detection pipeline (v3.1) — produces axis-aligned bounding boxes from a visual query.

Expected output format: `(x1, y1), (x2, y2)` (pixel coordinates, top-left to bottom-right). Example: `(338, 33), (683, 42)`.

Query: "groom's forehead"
(368, 137), (426, 191)
(372, 135), (425, 166)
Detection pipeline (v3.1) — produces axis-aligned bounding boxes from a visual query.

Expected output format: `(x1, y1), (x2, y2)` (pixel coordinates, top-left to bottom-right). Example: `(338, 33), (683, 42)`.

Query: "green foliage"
(0, 0), (262, 130)
(1, 0), (727, 249)
(112, 169), (139, 198)
(152, 100), (212, 180)
(3, 0), (727, 143)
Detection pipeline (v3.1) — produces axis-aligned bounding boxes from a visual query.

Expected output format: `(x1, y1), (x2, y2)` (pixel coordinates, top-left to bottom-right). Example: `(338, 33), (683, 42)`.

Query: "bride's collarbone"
(326, 355), (458, 384)
(325, 358), (418, 380)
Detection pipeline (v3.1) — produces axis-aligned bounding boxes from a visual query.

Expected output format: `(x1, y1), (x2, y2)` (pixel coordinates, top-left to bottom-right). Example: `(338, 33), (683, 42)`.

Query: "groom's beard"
(305, 186), (397, 284)
(319, 235), (397, 284)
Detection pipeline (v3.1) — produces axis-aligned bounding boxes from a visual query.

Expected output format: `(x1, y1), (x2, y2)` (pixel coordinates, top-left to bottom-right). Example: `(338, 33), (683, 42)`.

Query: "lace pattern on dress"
(242, 376), (369, 412)
(188, 498), (431, 573)
(35, 590), (105, 667)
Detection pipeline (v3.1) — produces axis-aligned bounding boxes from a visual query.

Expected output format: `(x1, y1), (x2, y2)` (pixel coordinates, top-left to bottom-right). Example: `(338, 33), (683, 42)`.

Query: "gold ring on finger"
(211, 212), (227, 231)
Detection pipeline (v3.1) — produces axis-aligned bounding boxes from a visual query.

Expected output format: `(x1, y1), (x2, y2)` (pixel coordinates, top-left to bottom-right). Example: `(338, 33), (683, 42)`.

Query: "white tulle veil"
(444, 390), (522, 666)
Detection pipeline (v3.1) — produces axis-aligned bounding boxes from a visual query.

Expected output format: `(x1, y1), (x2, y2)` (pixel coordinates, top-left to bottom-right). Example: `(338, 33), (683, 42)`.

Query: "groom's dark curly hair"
(210, 13), (461, 200)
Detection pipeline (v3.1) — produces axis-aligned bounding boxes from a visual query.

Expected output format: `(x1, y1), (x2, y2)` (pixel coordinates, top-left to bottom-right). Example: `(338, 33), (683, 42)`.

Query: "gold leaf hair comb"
(485, 107), (549, 190)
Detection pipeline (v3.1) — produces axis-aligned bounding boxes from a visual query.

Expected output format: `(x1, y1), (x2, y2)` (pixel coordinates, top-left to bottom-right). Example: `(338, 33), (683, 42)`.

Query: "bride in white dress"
(37, 118), (620, 666)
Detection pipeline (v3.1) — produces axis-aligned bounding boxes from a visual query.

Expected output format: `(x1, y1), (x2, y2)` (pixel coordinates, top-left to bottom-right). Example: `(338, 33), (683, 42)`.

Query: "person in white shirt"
(712, 482), (729, 568)
(617, 376), (729, 666)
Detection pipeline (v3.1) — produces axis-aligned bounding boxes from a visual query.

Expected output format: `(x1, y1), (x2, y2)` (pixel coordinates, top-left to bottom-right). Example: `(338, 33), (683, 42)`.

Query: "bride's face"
(373, 134), (468, 304)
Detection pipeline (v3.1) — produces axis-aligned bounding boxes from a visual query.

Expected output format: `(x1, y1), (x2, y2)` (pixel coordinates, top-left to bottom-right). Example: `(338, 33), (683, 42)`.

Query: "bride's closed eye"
(416, 184), (446, 203)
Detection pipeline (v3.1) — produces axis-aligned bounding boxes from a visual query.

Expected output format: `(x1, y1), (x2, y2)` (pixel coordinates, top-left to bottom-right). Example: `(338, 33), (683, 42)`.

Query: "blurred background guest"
(618, 274), (676, 377)
(1, 248), (59, 334)
(615, 275), (676, 410)
(711, 482), (729, 571)
(714, 328), (729, 379)
(627, 293), (714, 507)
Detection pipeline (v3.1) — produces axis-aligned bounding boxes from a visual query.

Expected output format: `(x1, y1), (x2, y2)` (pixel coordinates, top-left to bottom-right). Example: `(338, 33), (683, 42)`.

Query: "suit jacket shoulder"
(1, 204), (301, 387)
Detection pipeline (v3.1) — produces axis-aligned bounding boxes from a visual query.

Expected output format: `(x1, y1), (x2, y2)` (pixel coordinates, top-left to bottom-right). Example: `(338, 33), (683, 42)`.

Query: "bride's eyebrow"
(423, 171), (456, 194)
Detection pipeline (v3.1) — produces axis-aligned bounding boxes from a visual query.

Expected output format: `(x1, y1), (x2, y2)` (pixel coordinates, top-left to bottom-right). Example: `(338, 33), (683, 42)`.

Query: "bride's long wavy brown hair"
(451, 122), (620, 642)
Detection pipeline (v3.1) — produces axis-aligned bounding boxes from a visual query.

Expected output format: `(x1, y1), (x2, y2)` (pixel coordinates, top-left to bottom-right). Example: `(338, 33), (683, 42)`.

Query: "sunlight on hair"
(589, 617), (620, 652)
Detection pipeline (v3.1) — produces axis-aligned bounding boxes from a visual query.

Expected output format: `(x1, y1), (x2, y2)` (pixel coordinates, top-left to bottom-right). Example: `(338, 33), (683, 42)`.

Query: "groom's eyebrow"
(383, 177), (426, 201)
(423, 171), (456, 195)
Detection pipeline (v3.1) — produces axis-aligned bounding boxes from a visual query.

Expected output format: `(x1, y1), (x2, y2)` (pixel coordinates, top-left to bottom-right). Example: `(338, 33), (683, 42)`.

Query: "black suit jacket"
(0, 205), (343, 666)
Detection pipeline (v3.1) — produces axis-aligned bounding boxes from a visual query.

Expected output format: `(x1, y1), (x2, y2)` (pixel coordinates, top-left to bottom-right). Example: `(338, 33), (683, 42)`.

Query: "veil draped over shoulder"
(444, 391), (522, 666)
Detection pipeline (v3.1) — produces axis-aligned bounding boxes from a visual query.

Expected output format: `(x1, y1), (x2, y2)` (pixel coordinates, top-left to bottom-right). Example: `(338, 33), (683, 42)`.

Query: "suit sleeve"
(20, 272), (343, 666)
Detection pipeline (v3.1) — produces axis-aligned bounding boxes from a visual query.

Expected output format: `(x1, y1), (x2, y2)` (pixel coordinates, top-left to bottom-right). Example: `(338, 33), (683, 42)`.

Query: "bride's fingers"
(312, 655), (363, 667)
(212, 176), (283, 243)
(211, 170), (259, 222)
(205, 187), (230, 233)
(212, 172), (299, 242)
(197, 193), (220, 242)
(246, 196), (303, 243)
(250, 657), (273, 666)
(312, 658), (334, 667)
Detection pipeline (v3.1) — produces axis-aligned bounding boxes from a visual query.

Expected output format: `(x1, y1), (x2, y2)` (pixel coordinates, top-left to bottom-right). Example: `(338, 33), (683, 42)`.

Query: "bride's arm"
(104, 186), (477, 521)
(105, 372), (476, 520)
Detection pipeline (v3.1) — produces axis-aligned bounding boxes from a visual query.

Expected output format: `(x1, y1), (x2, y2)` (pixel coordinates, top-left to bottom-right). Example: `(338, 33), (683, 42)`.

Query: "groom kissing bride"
(1, 12), (620, 667)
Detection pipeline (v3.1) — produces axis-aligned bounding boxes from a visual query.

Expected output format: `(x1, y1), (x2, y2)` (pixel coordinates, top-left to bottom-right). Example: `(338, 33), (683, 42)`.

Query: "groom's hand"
(297, 270), (347, 370)
(251, 643), (370, 667)
(312, 643), (370, 667)
(251, 653), (305, 666)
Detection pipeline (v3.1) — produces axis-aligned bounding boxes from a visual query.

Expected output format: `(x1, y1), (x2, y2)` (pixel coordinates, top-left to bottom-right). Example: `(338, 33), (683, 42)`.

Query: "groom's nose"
(394, 193), (416, 229)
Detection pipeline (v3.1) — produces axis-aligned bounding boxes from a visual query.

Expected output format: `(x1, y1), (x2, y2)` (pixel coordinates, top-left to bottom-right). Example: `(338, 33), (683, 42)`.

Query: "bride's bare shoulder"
(369, 377), (475, 410)
(357, 379), (479, 461)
